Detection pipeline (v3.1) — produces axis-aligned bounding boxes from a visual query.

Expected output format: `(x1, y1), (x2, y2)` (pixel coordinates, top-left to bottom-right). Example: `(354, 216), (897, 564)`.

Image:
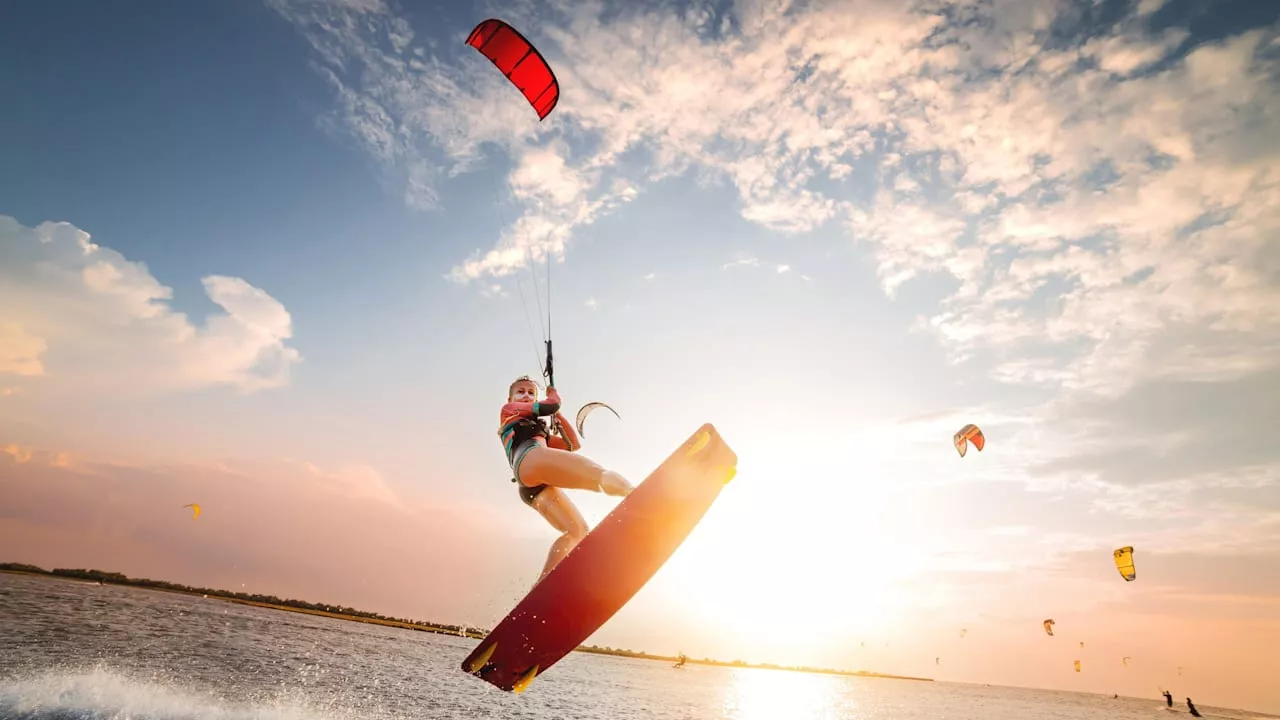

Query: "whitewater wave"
(0, 666), (362, 720)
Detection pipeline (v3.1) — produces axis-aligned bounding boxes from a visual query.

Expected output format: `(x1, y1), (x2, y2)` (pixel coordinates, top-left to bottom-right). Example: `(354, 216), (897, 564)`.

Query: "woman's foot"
(598, 470), (633, 497)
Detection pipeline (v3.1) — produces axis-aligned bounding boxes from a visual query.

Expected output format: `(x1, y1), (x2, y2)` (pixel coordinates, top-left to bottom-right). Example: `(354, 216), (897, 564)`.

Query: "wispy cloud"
(271, 0), (1279, 401)
(722, 253), (760, 270)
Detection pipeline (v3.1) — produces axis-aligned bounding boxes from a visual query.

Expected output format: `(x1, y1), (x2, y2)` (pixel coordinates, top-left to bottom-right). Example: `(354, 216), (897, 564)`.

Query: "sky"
(1, 0), (1278, 712)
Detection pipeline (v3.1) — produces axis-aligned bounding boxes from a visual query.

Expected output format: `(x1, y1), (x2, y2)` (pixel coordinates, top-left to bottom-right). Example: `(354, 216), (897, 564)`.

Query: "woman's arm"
(499, 397), (561, 420)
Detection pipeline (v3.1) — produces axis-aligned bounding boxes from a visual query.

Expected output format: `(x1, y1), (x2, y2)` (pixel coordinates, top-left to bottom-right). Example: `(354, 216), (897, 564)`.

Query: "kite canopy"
(183, 503), (201, 520)
(575, 401), (620, 437)
(1043, 619), (1055, 636)
(1114, 545), (1136, 581)
(953, 423), (985, 457)
(466, 18), (560, 120)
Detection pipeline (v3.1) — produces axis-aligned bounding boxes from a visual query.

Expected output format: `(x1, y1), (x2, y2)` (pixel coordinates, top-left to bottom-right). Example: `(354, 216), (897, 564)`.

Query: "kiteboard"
(461, 422), (738, 693)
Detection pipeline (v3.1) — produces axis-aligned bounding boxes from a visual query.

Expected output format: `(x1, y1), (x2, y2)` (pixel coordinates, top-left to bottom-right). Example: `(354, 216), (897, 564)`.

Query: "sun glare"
(656, 434), (936, 657)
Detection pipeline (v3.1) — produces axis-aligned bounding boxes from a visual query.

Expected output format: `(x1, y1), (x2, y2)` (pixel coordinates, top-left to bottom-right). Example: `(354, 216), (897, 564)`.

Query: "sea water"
(0, 572), (1270, 720)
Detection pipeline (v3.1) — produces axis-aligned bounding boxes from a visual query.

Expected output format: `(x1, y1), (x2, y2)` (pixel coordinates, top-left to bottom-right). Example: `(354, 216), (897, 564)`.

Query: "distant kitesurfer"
(1186, 698), (1201, 717)
(1163, 691), (1173, 707)
(500, 376), (634, 582)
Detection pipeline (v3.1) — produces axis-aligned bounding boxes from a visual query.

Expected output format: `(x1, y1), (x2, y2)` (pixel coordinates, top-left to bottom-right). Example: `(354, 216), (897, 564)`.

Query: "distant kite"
(183, 503), (201, 520)
(1114, 546), (1136, 581)
(1043, 619), (1055, 636)
(953, 424), (985, 458)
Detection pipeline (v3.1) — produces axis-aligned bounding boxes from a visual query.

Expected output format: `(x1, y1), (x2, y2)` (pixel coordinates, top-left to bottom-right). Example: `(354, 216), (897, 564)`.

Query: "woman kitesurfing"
(499, 374), (632, 583)
(467, 16), (631, 583)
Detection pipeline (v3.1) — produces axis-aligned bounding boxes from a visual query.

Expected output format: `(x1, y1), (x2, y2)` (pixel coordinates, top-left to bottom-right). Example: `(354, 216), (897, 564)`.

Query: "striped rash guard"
(498, 397), (561, 470)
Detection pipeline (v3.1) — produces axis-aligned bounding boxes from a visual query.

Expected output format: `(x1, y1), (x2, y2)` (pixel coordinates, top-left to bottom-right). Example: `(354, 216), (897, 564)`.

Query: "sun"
(653, 436), (931, 658)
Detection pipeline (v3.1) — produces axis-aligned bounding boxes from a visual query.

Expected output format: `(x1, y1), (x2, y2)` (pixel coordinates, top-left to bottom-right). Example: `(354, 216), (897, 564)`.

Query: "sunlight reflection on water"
(722, 667), (858, 720)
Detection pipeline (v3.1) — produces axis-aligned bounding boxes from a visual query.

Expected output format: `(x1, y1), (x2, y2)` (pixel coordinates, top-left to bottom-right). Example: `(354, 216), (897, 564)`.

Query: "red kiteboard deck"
(461, 423), (737, 692)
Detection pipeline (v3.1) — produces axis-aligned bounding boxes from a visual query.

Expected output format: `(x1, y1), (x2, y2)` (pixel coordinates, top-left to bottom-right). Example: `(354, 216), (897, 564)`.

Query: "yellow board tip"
(465, 641), (498, 674)
(686, 431), (711, 457)
(721, 466), (737, 484)
(512, 665), (540, 693)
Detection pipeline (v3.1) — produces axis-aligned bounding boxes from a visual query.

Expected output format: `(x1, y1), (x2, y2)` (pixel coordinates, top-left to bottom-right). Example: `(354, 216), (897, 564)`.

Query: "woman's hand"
(551, 410), (581, 451)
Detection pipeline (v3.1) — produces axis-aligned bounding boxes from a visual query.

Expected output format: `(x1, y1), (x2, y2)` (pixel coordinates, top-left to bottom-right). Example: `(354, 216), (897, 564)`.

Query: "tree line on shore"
(1, 562), (459, 630)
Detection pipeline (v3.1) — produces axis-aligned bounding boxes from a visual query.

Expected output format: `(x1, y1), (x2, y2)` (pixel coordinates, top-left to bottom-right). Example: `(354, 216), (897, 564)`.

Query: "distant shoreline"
(2, 563), (932, 682)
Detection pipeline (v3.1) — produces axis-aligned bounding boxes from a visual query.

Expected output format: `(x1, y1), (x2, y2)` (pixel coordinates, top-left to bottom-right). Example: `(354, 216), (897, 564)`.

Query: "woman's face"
(509, 381), (538, 403)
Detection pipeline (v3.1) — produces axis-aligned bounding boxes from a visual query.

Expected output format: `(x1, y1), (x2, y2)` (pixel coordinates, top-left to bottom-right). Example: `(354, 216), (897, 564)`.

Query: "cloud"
(0, 320), (46, 376)
(2, 445), (72, 468)
(0, 446), (522, 624)
(861, 391), (1279, 558)
(0, 215), (301, 397)
(722, 253), (760, 270)
(272, 0), (1279, 400)
(1031, 369), (1280, 491)
(1051, 547), (1280, 605)
(870, 23), (1280, 396)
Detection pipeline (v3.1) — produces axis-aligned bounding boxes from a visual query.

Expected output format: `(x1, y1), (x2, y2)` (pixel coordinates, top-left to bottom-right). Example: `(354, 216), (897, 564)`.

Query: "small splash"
(0, 666), (357, 720)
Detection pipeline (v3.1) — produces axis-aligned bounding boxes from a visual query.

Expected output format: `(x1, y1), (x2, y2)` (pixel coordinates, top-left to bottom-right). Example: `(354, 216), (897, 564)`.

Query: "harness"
(502, 414), (553, 484)
(508, 416), (549, 450)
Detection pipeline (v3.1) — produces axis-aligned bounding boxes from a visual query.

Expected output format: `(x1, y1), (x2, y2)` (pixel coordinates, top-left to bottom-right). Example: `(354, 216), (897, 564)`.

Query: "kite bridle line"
(480, 146), (558, 412)
(544, 238), (553, 389)
(512, 214), (560, 439)
(540, 240), (565, 439)
(465, 16), (577, 443)
(483, 159), (564, 442)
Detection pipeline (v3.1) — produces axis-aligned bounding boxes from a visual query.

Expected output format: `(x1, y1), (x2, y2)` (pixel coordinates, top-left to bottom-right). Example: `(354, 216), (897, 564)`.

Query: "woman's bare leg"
(530, 488), (589, 581)
(518, 446), (632, 496)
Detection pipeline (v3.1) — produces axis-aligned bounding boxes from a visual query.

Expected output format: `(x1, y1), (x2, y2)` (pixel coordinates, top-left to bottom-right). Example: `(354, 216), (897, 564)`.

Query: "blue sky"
(2, 0), (1279, 711)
